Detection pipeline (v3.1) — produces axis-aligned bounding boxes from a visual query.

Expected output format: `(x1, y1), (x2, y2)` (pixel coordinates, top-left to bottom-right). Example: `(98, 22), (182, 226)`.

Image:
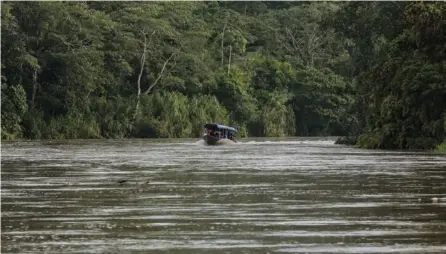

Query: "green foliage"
(339, 2), (446, 150)
(291, 67), (353, 136)
(259, 90), (294, 137)
(434, 141), (446, 153)
(133, 92), (228, 138)
(1, 84), (28, 139)
(2, 1), (443, 150)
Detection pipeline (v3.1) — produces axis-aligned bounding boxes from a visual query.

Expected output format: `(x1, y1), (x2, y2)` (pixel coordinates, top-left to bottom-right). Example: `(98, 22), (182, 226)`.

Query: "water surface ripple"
(2, 138), (446, 253)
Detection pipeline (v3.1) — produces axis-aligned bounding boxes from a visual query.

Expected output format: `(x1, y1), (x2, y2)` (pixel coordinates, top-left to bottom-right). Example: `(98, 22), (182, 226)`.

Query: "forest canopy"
(1, 1), (445, 150)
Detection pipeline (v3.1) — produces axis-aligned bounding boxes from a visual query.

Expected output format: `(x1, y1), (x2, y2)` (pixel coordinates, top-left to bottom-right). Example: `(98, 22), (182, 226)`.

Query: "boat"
(202, 123), (238, 145)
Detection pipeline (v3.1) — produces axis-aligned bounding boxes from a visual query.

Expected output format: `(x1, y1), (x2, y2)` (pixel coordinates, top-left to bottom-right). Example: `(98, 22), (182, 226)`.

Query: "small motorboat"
(202, 123), (237, 145)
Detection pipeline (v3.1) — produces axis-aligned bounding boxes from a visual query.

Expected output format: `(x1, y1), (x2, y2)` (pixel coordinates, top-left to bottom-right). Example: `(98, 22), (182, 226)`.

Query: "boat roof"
(204, 123), (237, 132)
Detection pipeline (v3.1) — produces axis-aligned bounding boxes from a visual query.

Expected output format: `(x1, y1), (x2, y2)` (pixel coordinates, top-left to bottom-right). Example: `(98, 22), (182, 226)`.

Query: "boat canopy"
(204, 123), (237, 133)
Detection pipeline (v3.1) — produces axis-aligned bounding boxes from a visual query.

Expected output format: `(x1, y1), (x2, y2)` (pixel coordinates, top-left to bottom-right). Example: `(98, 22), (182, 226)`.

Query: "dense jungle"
(1, 1), (445, 150)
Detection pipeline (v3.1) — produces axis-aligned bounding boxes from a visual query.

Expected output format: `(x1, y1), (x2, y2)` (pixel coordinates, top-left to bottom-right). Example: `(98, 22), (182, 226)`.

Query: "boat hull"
(202, 135), (236, 145)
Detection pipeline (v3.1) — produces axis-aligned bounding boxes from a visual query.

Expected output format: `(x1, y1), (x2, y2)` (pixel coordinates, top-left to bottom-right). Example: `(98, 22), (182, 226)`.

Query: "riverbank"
(335, 136), (446, 153)
(3, 134), (444, 153)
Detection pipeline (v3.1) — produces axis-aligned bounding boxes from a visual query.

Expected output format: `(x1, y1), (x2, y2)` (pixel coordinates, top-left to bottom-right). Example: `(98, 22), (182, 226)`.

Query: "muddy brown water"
(1, 138), (446, 253)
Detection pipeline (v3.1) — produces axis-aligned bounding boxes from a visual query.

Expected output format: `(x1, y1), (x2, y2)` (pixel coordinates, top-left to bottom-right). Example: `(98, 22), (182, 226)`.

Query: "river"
(1, 138), (446, 253)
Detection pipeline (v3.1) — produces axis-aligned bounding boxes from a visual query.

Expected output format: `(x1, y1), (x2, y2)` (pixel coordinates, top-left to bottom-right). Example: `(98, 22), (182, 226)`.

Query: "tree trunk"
(31, 69), (37, 109)
(142, 50), (179, 95)
(133, 32), (149, 121)
(221, 16), (229, 65)
(227, 45), (232, 76)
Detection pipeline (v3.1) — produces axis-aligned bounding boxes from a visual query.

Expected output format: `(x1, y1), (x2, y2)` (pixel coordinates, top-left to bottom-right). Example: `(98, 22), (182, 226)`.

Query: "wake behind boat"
(202, 123), (237, 145)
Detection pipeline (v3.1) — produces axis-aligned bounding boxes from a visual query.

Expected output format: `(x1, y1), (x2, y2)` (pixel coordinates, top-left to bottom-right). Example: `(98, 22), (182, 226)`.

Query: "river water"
(2, 138), (446, 253)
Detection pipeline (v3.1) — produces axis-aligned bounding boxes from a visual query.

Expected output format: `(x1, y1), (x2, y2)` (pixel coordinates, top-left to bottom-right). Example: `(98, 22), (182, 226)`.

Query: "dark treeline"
(1, 1), (445, 149)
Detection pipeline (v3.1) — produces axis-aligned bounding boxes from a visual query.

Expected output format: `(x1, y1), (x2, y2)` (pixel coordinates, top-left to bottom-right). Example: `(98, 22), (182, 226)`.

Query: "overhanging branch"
(142, 47), (182, 95)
